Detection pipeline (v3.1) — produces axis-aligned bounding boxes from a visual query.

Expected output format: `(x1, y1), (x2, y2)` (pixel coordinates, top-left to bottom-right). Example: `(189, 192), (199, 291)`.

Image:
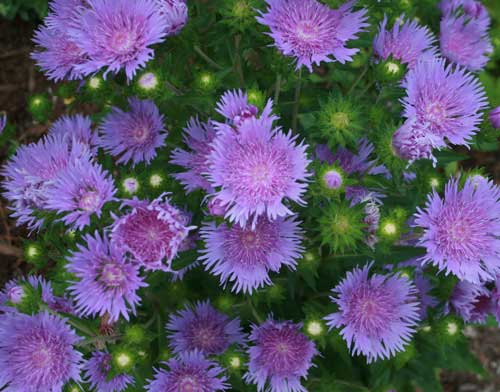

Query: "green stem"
(292, 67), (303, 131)
(274, 73), (282, 104)
(44, 306), (96, 337)
(193, 45), (224, 70)
(347, 64), (369, 95)
(247, 299), (263, 323)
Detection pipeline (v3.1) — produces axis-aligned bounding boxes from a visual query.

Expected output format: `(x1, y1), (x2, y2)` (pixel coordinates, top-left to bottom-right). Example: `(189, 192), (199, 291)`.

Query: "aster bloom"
(244, 318), (318, 392)
(166, 301), (246, 355)
(414, 178), (500, 284)
(83, 351), (134, 392)
(489, 106), (500, 129)
(67, 231), (147, 321)
(45, 0), (88, 30)
(32, 25), (87, 81)
(0, 113), (6, 134)
(449, 281), (492, 323)
(439, 0), (490, 24)
(397, 59), (487, 162)
(216, 89), (258, 126)
(69, 0), (168, 80)
(0, 275), (57, 313)
(49, 114), (100, 156)
(0, 312), (83, 392)
(45, 158), (116, 230)
(145, 350), (229, 391)
(99, 97), (167, 166)
(256, 0), (369, 72)
(111, 194), (193, 271)
(440, 13), (492, 72)
(155, 0), (189, 36)
(207, 101), (310, 227)
(199, 216), (303, 294)
(325, 263), (420, 363)
(1, 134), (86, 230)
(170, 117), (217, 193)
(373, 15), (437, 67)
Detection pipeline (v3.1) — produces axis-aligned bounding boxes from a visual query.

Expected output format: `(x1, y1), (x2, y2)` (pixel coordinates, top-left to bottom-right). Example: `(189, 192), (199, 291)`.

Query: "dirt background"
(0, 17), (500, 392)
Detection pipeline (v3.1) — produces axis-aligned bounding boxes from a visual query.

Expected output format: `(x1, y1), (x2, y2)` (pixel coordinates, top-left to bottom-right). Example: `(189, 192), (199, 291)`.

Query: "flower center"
(133, 126), (150, 142)
(296, 20), (316, 42)
(79, 190), (100, 212)
(113, 30), (136, 55)
(423, 102), (447, 127)
(330, 112), (350, 130)
(179, 376), (199, 392)
(100, 262), (126, 287)
(31, 345), (53, 369)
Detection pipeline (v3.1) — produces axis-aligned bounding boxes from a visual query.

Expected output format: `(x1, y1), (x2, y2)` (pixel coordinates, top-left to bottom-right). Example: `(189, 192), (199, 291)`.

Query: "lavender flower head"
(111, 194), (193, 271)
(146, 350), (229, 392)
(449, 281), (492, 323)
(256, 0), (368, 71)
(439, 0), (490, 24)
(244, 318), (318, 392)
(83, 351), (134, 392)
(68, 231), (147, 321)
(325, 263), (420, 363)
(373, 15), (437, 67)
(68, 0), (168, 80)
(99, 97), (167, 166)
(155, 0), (188, 36)
(216, 89), (258, 127)
(45, 158), (116, 230)
(207, 101), (310, 227)
(414, 177), (500, 284)
(440, 13), (492, 72)
(392, 118), (443, 163)
(32, 24), (87, 81)
(0, 312), (83, 391)
(199, 216), (303, 294)
(1, 134), (86, 230)
(396, 59), (487, 162)
(166, 301), (246, 355)
(0, 113), (6, 134)
(171, 117), (217, 193)
(0, 275), (57, 313)
(49, 114), (100, 156)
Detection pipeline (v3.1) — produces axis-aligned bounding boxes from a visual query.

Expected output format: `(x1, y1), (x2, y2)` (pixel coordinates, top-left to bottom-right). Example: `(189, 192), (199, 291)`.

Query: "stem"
(193, 45), (224, 70)
(247, 299), (263, 323)
(234, 35), (245, 85)
(292, 67), (303, 131)
(274, 73), (282, 104)
(347, 64), (369, 95)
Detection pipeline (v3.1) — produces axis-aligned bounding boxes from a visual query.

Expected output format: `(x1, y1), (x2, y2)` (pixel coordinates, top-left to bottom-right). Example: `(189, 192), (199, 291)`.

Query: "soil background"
(1, 17), (500, 392)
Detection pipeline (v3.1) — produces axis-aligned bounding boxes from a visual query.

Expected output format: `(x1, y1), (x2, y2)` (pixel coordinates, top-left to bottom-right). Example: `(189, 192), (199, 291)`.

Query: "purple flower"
(166, 301), (246, 355)
(111, 194), (193, 271)
(155, 0), (188, 36)
(45, 158), (116, 230)
(0, 312), (83, 391)
(170, 117), (217, 193)
(207, 101), (310, 227)
(396, 59), (487, 162)
(0, 275), (58, 313)
(83, 351), (134, 392)
(99, 97), (166, 166)
(216, 90), (258, 127)
(414, 177), (500, 284)
(68, 0), (168, 80)
(439, 0), (490, 24)
(32, 25), (87, 81)
(67, 231), (147, 322)
(489, 106), (500, 129)
(325, 263), (420, 363)
(199, 216), (303, 294)
(0, 113), (6, 134)
(49, 114), (100, 156)
(373, 15), (437, 67)
(449, 281), (492, 323)
(146, 350), (229, 391)
(1, 135), (87, 230)
(440, 13), (492, 72)
(256, 0), (368, 72)
(46, 0), (87, 30)
(244, 318), (318, 392)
